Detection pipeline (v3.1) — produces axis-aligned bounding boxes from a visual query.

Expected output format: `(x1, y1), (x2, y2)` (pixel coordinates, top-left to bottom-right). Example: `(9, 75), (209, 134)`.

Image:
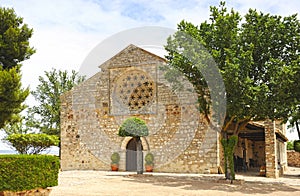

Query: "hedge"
(0, 154), (59, 191)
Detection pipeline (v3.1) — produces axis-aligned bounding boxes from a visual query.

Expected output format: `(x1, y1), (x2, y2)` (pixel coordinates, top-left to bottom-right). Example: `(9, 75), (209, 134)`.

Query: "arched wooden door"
(126, 138), (143, 171)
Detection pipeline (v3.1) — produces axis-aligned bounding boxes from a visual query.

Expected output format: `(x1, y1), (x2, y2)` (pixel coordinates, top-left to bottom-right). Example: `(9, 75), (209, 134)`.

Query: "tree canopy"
(1, 115), (31, 135)
(0, 7), (34, 129)
(0, 67), (29, 128)
(0, 7), (35, 69)
(165, 1), (300, 180)
(165, 1), (300, 135)
(289, 62), (300, 139)
(28, 69), (85, 137)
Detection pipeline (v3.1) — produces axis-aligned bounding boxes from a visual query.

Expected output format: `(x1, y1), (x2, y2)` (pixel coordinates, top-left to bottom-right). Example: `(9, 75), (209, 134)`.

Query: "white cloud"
(0, 0), (298, 94)
(227, 0), (300, 16)
(1, 0), (297, 92)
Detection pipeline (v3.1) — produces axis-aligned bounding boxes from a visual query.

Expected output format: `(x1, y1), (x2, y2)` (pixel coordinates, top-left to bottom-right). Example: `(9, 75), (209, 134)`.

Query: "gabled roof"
(99, 44), (167, 70)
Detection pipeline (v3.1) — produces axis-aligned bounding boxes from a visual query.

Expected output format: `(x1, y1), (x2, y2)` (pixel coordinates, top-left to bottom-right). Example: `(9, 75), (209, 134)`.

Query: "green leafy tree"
(165, 2), (300, 179)
(0, 7), (34, 129)
(118, 117), (149, 174)
(294, 140), (300, 152)
(289, 103), (300, 139)
(0, 67), (29, 128)
(29, 69), (85, 137)
(0, 7), (35, 69)
(1, 115), (31, 135)
(286, 141), (294, 150)
(290, 122), (300, 140)
(285, 57), (300, 140)
(5, 133), (59, 154)
(291, 70), (300, 140)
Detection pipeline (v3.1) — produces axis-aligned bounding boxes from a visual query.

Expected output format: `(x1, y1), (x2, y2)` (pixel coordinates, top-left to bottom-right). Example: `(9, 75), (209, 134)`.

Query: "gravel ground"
(49, 167), (300, 196)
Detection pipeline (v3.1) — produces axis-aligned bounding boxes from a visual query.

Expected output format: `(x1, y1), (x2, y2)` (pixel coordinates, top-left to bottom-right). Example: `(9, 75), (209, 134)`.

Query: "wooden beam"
(239, 132), (265, 141)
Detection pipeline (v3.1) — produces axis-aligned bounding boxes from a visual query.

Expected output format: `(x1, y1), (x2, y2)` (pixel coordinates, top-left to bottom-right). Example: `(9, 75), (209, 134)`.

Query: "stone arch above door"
(121, 136), (149, 151)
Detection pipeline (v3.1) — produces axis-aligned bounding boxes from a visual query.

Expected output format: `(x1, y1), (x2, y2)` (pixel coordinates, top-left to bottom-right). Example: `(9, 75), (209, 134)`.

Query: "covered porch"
(232, 121), (288, 178)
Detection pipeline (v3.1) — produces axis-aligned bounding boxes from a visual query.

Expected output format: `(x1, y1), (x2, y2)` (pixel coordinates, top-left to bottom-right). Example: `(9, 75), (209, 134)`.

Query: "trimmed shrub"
(294, 140), (300, 152)
(0, 154), (59, 191)
(111, 152), (120, 164)
(5, 133), (59, 154)
(145, 152), (154, 166)
(118, 117), (149, 137)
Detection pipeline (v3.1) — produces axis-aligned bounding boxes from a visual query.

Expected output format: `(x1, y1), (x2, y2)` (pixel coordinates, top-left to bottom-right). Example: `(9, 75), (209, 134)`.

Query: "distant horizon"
(0, 149), (17, 154)
(0, 128), (299, 153)
(0, 144), (59, 156)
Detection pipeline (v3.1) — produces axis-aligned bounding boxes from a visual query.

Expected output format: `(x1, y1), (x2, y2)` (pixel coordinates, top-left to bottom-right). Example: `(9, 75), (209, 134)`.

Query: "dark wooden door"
(126, 138), (143, 171)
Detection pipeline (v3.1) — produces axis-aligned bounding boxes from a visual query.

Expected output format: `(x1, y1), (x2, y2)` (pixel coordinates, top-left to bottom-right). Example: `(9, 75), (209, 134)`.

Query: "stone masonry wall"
(264, 120), (279, 178)
(60, 45), (219, 173)
(60, 86), (108, 170)
(287, 150), (300, 167)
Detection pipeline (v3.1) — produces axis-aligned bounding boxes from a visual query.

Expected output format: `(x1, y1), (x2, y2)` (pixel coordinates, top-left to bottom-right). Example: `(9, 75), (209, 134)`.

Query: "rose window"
(116, 71), (155, 111)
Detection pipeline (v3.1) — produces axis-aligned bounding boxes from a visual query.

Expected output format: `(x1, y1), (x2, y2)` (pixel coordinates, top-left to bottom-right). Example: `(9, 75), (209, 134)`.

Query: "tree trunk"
(59, 141), (61, 158)
(136, 137), (143, 174)
(222, 118), (245, 180)
(221, 133), (238, 181)
(224, 132), (230, 179)
(296, 121), (300, 140)
(225, 154), (230, 179)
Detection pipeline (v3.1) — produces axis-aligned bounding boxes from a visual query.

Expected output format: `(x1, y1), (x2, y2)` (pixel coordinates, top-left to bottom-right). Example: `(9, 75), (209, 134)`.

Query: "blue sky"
(0, 0), (299, 87)
(0, 0), (299, 149)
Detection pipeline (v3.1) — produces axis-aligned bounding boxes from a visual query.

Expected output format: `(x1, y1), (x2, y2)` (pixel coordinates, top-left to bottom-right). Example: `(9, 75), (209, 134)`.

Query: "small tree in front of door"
(118, 117), (149, 174)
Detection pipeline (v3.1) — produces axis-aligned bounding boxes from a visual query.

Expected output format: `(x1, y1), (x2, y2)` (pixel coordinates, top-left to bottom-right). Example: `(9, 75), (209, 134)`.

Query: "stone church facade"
(60, 44), (287, 177)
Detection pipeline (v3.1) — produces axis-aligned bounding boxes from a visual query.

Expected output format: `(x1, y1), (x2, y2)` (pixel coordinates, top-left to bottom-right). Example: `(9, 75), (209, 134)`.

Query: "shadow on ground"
(119, 175), (299, 195)
(283, 174), (300, 179)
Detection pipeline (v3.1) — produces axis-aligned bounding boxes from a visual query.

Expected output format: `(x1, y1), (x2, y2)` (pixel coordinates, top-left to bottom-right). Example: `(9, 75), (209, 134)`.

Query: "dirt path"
(50, 167), (300, 196)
